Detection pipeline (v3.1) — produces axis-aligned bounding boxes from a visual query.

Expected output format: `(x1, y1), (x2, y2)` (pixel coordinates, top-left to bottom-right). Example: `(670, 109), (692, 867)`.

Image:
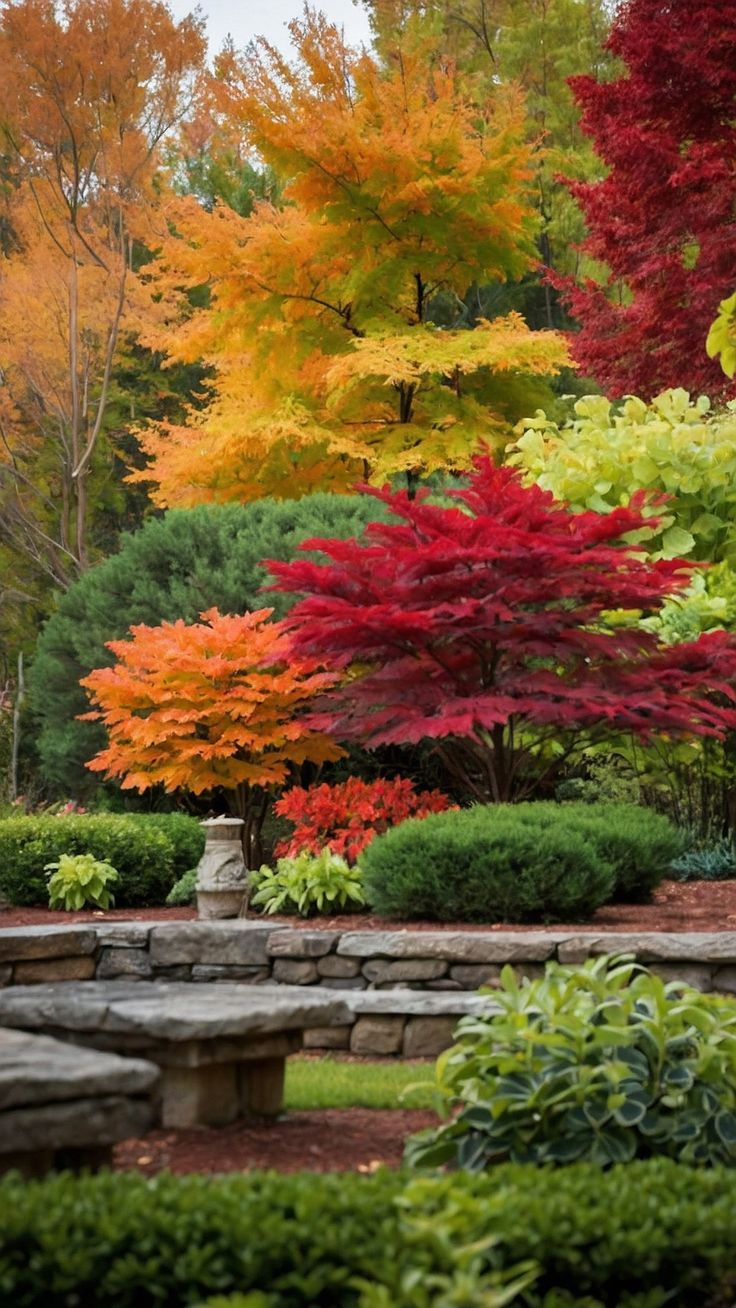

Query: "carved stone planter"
(196, 817), (248, 920)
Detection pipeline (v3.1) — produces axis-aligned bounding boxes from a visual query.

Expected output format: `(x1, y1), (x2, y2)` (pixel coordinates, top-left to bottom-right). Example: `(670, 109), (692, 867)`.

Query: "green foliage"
(511, 801), (683, 902)
(0, 814), (174, 906)
(251, 849), (367, 917)
(509, 389), (736, 562)
(3, 1162), (736, 1305)
(670, 837), (736, 882)
(28, 493), (389, 795)
(406, 957), (736, 1171)
(165, 865), (198, 906)
(640, 563), (736, 645)
(706, 289), (736, 379)
(360, 804), (615, 923)
(44, 851), (119, 910)
(133, 812), (204, 876)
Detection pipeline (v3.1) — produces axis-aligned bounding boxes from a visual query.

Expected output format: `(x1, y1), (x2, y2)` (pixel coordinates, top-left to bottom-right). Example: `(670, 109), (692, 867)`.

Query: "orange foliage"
(80, 607), (343, 804)
(135, 14), (567, 507)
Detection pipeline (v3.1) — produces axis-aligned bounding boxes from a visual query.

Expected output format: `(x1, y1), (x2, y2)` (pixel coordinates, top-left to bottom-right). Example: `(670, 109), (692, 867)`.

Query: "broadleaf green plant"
(406, 955), (736, 1170)
(44, 851), (119, 911)
(250, 849), (367, 917)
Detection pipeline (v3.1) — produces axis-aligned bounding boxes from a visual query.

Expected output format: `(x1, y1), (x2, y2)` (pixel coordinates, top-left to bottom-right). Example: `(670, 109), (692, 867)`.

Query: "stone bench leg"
(238, 1057), (285, 1118)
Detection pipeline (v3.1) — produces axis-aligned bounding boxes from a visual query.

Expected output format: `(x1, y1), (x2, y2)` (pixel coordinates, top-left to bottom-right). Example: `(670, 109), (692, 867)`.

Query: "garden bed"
(115, 1107), (435, 1175)
(3, 878), (736, 931)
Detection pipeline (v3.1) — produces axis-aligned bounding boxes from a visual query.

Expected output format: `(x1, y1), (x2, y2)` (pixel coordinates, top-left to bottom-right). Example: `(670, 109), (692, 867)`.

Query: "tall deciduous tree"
(270, 459), (736, 803)
(81, 608), (343, 865)
(552, 0), (736, 399)
(0, 0), (206, 592)
(134, 13), (567, 508)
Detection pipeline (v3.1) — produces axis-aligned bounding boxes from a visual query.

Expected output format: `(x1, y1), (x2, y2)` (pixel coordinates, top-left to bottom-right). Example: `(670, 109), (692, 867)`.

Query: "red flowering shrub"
(274, 776), (453, 863)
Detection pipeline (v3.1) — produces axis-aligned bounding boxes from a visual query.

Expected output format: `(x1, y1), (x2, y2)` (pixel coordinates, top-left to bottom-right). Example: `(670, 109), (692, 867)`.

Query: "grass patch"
(284, 1056), (437, 1110)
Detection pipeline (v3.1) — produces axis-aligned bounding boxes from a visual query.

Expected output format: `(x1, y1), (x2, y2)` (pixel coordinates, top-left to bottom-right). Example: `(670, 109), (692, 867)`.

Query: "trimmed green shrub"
(29, 494), (389, 795)
(133, 813), (205, 877)
(360, 806), (615, 923)
(511, 801), (683, 901)
(166, 866), (198, 906)
(0, 815), (175, 906)
(406, 956), (736, 1171)
(2, 1162), (736, 1305)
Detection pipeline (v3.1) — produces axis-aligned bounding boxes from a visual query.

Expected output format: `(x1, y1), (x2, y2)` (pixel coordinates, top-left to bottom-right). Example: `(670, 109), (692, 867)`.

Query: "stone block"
(319, 976), (367, 990)
(0, 1095), (154, 1155)
(556, 932), (736, 965)
(712, 966), (736, 994)
(362, 958), (448, 984)
(317, 955), (361, 978)
(272, 959), (319, 985)
(403, 1016), (458, 1057)
(450, 964), (502, 987)
(0, 926), (96, 964)
(0, 1028), (159, 1110)
(97, 948), (152, 980)
(150, 921), (276, 967)
(303, 1024), (352, 1049)
(151, 965), (192, 980)
(13, 955), (96, 985)
(0, 965), (11, 988)
(350, 1015), (405, 1055)
(337, 930), (557, 963)
(649, 963), (713, 991)
(268, 930), (340, 958)
(190, 965), (270, 983)
(425, 979), (464, 991)
(345, 991), (493, 1018)
(93, 923), (152, 948)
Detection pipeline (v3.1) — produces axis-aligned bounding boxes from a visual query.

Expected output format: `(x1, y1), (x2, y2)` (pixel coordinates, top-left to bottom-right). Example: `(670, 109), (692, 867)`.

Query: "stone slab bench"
(0, 1026), (158, 1177)
(0, 981), (350, 1129)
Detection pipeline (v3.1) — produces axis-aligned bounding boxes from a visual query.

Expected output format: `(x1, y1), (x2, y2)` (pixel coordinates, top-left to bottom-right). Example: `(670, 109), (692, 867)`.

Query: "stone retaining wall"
(2, 920), (736, 1056)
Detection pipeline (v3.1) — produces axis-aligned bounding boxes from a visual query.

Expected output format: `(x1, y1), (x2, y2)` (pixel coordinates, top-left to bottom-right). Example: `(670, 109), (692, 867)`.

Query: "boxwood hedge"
(1, 1161), (735, 1306)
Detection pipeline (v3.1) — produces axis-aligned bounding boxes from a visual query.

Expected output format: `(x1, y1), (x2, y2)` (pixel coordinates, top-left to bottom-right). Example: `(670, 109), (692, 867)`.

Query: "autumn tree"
(552, 0), (736, 399)
(0, 0), (206, 598)
(366, 0), (616, 328)
(134, 13), (567, 508)
(270, 459), (736, 804)
(81, 608), (342, 865)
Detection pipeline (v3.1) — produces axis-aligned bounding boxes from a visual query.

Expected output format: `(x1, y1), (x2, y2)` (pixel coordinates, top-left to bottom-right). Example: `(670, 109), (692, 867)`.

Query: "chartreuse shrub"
(251, 849), (367, 917)
(44, 852), (119, 911)
(3, 1163), (736, 1305)
(406, 956), (736, 1171)
(0, 815), (175, 906)
(360, 806), (615, 923)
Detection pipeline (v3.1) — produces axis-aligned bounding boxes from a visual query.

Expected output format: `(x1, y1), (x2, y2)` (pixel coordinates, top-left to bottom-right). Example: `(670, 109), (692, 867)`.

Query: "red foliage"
(269, 459), (736, 804)
(274, 776), (453, 863)
(553, 0), (736, 400)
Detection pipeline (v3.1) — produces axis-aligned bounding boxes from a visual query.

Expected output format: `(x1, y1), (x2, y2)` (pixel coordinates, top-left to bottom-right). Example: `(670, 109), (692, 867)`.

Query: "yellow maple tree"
(134, 12), (568, 507)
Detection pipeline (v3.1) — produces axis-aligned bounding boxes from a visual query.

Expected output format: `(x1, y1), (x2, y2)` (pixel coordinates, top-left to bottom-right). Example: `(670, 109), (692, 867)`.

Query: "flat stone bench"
(0, 1027), (158, 1176)
(0, 981), (350, 1129)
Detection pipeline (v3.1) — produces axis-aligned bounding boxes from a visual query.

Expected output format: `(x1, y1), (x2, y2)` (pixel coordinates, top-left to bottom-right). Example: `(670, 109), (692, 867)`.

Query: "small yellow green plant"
(44, 851), (119, 911)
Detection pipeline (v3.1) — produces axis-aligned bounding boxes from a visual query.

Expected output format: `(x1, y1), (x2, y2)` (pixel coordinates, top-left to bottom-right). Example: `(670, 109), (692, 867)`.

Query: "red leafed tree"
(274, 776), (453, 863)
(269, 460), (736, 804)
(553, 0), (736, 400)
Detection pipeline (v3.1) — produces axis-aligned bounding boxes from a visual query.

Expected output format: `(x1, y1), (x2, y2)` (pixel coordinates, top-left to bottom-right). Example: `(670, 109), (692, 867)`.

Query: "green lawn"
(284, 1056), (438, 1110)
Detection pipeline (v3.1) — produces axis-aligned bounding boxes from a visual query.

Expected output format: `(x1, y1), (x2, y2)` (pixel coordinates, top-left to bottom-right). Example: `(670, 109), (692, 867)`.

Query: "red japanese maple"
(269, 459), (736, 804)
(274, 776), (453, 863)
(553, 0), (736, 400)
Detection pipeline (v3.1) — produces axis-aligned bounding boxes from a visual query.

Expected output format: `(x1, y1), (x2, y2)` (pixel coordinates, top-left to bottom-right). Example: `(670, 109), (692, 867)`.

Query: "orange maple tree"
(134, 13), (567, 507)
(80, 607), (342, 865)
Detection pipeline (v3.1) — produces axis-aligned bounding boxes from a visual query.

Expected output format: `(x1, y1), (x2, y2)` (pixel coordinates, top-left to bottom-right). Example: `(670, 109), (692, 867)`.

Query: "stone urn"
(195, 817), (248, 920)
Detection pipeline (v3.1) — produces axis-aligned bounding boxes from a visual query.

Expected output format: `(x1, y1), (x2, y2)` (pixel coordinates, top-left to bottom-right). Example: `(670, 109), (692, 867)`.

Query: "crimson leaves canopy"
(270, 461), (736, 803)
(554, 0), (736, 400)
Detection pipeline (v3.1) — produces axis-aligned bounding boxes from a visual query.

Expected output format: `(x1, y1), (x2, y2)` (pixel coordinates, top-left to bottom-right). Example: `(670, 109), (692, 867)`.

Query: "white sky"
(170, 0), (373, 57)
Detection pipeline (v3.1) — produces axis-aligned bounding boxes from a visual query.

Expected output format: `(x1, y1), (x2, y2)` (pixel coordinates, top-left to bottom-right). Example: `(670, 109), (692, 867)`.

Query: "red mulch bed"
(114, 1108), (435, 1175)
(3, 879), (736, 931)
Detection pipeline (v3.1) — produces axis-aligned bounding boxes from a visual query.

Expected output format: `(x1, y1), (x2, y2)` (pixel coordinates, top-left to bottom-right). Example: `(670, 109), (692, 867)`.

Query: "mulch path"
(4, 879), (736, 931)
(114, 1108), (436, 1175)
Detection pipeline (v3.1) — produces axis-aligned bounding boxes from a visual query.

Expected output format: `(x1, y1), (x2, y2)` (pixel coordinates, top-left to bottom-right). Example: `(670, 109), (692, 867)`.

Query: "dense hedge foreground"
(2, 1162), (736, 1307)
